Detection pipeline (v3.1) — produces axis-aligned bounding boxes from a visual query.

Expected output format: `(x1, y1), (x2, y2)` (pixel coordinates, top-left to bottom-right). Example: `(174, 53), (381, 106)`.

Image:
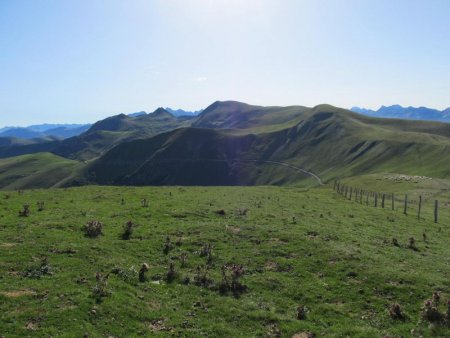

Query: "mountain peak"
(152, 107), (172, 117)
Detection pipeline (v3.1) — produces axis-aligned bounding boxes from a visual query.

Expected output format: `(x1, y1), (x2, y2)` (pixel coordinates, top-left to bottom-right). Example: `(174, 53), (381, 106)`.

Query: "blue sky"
(0, 0), (449, 126)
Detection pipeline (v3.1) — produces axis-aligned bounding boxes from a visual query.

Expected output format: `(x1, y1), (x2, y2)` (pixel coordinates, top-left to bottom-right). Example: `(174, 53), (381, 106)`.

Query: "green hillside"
(0, 186), (449, 337)
(0, 153), (81, 190)
(2, 102), (450, 189)
(83, 103), (450, 187)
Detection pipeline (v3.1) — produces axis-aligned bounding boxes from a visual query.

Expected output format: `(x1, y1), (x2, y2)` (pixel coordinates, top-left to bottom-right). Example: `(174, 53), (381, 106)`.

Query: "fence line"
(333, 181), (440, 223)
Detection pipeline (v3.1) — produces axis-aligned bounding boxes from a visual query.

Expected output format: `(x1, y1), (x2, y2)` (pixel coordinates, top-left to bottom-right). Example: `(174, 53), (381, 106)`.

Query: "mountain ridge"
(351, 104), (450, 122)
(2, 101), (450, 189)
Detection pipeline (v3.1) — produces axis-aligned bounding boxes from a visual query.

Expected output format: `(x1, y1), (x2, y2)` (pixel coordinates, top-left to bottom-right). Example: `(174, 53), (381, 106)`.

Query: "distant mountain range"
(0, 108), (202, 140)
(2, 100), (450, 189)
(351, 105), (450, 122)
(165, 108), (203, 117)
(0, 124), (91, 140)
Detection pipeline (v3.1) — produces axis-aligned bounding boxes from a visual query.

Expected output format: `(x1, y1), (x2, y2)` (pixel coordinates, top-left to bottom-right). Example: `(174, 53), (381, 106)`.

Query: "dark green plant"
(389, 303), (405, 320)
(83, 220), (103, 238)
(22, 257), (52, 278)
(19, 204), (31, 217)
(163, 236), (172, 254)
(138, 263), (149, 282)
(121, 221), (134, 240)
(166, 262), (176, 283)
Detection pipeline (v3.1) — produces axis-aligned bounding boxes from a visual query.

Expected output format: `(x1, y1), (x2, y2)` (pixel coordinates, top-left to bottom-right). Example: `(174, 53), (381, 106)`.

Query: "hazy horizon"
(1, 0), (449, 126)
(1, 101), (450, 129)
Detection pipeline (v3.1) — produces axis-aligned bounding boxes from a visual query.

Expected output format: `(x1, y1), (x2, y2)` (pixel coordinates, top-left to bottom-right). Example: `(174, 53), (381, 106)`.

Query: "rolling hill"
(82, 102), (450, 186)
(2, 101), (450, 189)
(0, 153), (81, 190)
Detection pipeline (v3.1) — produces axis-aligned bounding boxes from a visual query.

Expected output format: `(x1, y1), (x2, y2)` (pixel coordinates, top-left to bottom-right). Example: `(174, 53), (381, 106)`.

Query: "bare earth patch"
(148, 319), (173, 332)
(292, 332), (315, 338)
(0, 242), (16, 248)
(226, 225), (241, 234)
(265, 261), (279, 271)
(1, 290), (36, 298)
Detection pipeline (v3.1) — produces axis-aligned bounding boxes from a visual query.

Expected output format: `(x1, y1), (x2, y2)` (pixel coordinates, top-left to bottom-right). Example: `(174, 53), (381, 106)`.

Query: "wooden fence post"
(349, 187), (352, 200)
(374, 193), (378, 207)
(404, 195), (408, 215)
(382, 194), (385, 208)
(366, 192), (369, 206)
(360, 190), (363, 204)
(417, 195), (422, 220)
(391, 193), (394, 210)
(434, 200), (438, 223)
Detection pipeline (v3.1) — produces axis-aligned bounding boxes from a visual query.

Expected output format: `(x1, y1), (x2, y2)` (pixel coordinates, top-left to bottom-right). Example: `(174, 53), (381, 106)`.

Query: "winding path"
(235, 159), (323, 185)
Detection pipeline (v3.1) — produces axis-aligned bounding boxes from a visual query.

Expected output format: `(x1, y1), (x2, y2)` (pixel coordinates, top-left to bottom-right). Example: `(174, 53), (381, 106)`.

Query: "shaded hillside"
(0, 109), (193, 161)
(84, 104), (450, 186)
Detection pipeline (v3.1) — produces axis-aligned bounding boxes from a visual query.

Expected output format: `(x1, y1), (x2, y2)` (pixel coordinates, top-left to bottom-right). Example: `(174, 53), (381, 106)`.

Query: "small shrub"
(180, 253), (188, 268)
(200, 243), (213, 265)
(19, 204), (31, 217)
(445, 300), (450, 326)
(296, 305), (307, 320)
(166, 262), (177, 283)
(175, 237), (183, 246)
(421, 292), (449, 326)
(121, 221), (134, 240)
(163, 237), (172, 254)
(392, 238), (399, 247)
(215, 209), (226, 216)
(141, 198), (149, 207)
(422, 299), (443, 324)
(83, 220), (103, 238)
(22, 257), (53, 278)
(194, 265), (213, 287)
(138, 263), (149, 282)
(92, 272), (110, 301)
(408, 237), (419, 251)
(219, 264), (247, 296)
(389, 303), (405, 320)
(111, 266), (137, 284)
(37, 201), (45, 212)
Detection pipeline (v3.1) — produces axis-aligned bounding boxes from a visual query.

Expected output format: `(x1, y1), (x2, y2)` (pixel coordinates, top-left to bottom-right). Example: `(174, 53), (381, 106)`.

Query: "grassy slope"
(84, 104), (450, 187)
(0, 153), (81, 190)
(3, 102), (450, 188)
(0, 186), (449, 337)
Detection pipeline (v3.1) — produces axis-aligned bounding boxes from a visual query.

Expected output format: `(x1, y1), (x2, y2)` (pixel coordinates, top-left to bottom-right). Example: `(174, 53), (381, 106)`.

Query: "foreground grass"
(0, 186), (449, 337)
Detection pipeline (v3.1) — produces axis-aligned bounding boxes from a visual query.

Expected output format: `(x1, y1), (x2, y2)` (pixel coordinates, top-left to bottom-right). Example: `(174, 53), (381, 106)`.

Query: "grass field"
(0, 153), (81, 190)
(0, 185), (449, 337)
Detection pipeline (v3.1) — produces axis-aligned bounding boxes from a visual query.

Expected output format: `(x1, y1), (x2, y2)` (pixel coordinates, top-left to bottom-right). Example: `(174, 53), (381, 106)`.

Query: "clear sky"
(1, 0), (449, 126)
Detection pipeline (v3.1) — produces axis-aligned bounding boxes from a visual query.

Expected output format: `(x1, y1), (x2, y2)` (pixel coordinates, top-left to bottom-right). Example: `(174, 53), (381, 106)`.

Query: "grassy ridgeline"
(0, 186), (449, 337)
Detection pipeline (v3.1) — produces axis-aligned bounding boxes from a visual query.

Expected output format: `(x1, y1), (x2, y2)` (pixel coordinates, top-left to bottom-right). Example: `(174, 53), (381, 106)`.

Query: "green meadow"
(1, 185), (449, 337)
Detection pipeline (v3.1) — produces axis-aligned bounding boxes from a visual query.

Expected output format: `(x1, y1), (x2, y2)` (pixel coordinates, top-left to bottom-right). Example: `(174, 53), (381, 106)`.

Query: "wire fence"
(333, 181), (442, 223)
